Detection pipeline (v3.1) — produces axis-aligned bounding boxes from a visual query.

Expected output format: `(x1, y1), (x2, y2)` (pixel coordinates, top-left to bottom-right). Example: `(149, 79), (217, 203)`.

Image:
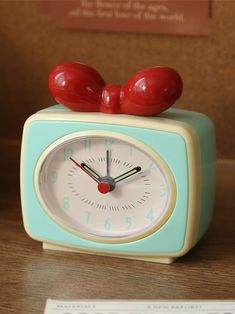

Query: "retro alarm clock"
(20, 62), (216, 264)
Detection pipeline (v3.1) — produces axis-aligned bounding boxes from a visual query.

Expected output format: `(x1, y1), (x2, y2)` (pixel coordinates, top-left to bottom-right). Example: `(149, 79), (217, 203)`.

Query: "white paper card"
(44, 300), (235, 314)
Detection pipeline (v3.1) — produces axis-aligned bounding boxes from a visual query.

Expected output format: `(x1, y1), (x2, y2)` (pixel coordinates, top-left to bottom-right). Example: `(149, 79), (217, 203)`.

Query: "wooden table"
(0, 140), (234, 313)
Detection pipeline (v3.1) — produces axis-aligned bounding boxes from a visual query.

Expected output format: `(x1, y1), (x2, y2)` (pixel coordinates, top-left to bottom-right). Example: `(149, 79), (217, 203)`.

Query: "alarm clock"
(20, 62), (216, 264)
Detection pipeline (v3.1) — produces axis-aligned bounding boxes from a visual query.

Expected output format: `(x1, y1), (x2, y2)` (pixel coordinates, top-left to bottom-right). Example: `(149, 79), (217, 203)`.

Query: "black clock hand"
(70, 157), (112, 194)
(106, 149), (110, 177)
(70, 157), (101, 183)
(81, 162), (102, 181)
(113, 166), (141, 183)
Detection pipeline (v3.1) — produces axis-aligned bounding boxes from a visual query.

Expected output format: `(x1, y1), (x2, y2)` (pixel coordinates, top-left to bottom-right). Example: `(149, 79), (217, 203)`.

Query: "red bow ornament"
(48, 62), (183, 115)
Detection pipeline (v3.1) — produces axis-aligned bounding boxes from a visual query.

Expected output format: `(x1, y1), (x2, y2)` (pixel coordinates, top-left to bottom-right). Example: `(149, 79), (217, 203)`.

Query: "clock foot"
(127, 256), (176, 264)
(43, 242), (80, 253)
(42, 242), (176, 264)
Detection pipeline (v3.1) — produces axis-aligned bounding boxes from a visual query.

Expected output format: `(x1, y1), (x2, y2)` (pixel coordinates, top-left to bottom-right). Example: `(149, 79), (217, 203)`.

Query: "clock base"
(43, 242), (176, 264)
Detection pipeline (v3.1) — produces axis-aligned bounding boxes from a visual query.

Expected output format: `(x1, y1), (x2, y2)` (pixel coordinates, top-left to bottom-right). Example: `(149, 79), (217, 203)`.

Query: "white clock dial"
(36, 132), (176, 243)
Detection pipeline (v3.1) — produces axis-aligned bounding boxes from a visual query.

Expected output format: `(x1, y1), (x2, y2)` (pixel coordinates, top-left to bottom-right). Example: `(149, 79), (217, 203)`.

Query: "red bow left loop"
(48, 61), (183, 115)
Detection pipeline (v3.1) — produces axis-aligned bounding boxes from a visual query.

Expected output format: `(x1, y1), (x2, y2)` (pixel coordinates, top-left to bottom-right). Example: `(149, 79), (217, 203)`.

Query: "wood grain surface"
(0, 140), (235, 313)
(0, 1), (235, 158)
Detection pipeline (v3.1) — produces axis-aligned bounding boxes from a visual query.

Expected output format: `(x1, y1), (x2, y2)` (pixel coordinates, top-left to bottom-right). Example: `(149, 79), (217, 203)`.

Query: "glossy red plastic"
(48, 61), (183, 115)
(120, 66), (183, 115)
(48, 62), (105, 112)
(100, 84), (122, 114)
(97, 181), (111, 194)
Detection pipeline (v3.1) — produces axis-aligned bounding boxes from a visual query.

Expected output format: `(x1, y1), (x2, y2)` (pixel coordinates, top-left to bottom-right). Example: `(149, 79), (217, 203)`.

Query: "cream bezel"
(21, 110), (201, 258)
(34, 130), (176, 244)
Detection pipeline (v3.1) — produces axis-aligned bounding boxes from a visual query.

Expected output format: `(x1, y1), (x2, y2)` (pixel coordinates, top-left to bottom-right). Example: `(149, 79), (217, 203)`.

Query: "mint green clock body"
(20, 105), (216, 264)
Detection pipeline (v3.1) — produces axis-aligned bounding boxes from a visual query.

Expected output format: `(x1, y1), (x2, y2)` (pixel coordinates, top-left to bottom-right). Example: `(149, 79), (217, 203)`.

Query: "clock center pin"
(98, 176), (116, 194)
(97, 181), (111, 194)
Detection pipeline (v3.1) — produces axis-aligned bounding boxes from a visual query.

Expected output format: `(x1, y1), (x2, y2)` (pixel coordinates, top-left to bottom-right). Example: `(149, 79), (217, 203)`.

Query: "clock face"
(36, 131), (176, 243)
